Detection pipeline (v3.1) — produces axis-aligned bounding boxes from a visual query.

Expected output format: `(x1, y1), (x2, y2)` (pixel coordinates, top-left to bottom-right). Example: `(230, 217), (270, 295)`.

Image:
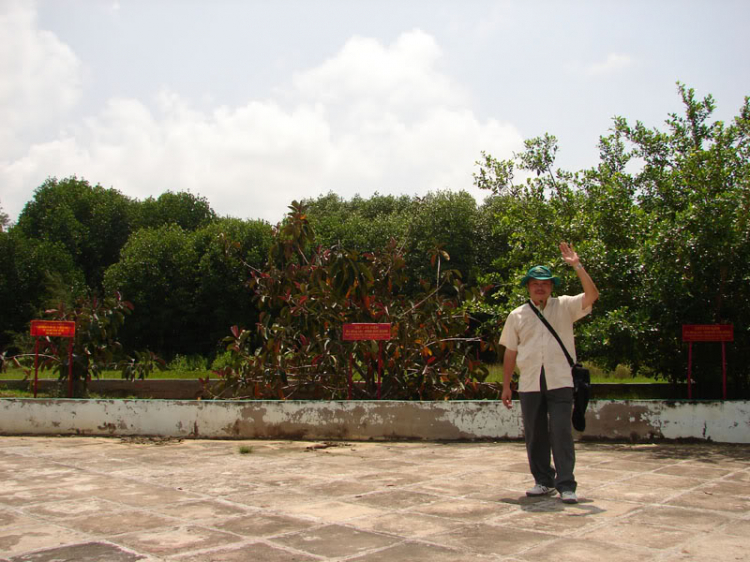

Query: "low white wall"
(1, 399), (748, 443)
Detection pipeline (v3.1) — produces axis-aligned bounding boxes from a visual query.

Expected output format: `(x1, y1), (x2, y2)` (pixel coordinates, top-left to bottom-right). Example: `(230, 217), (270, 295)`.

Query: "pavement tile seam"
(574, 521), (705, 556)
(265, 524), (407, 560)
(335, 539), (471, 562)
(55, 516), (186, 539)
(582, 492), (692, 511)
(412, 523), (560, 560)
(2, 438), (750, 562)
(690, 478), (750, 500)
(342, 536), (478, 561)
(515, 537), (664, 562)
(487, 504), (648, 539)
(4, 540), (150, 562)
(620, 503), (743, 528)
(161, 517), (331, 547)
(17, 496), (135, 519)
(339, 516), (468, 539)
(112, 524), (247, 557)
(539, 538), (661, 561)
(168, 537), (329, 561)
(617, 520), (728, 547)
(374, 517), (498, 545)
(1, 529), (134, 560)
(653, 529), (750, 562)
(231, 501), (388, 527)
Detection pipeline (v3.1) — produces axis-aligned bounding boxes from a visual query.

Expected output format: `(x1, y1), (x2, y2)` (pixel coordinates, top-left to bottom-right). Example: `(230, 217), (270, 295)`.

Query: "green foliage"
(404, 191), (481, 287)
(167, 354), (210, 371)
(16, 177), (137, 290)
(135, 190), (216, 231)
(3, 83), (748, 398)
(120, 350), (168, 381)
(102, 217), (272, 358)
(304, 192), (412, 253)
(0, 230), (85, 351)
(306, 190), (483, 290)
(208, 202), (497, 400)
(473, 136), (587, 320)
(0, 201), (9, 232)
(11, 293), (164, 396)
(475, 83), (750, 396)
(192, 218), (273, 354)
(207, 351), (232, 372)
(103, 224), (200, 355)
(611, 83), (750, 392)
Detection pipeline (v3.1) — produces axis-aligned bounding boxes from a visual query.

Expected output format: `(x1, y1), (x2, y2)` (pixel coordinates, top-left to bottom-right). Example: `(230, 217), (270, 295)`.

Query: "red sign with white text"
(342, 323), (392, 341)
(30, 320), (76, 338)
(682, 324), (733, 342)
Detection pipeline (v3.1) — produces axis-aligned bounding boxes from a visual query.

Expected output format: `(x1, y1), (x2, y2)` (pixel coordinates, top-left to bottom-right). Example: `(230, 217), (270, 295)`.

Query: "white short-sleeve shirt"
(499, 294), (591, 392)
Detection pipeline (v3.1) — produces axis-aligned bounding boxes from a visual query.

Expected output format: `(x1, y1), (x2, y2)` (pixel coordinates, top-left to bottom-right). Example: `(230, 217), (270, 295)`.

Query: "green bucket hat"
(519, 265), (561, 287)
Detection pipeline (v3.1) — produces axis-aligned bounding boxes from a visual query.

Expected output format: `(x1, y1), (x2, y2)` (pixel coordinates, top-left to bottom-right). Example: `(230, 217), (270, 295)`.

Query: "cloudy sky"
(2, 0), (749, 224)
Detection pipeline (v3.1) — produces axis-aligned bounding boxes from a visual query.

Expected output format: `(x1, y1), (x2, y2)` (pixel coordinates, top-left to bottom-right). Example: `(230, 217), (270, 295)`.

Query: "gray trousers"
(519, 369), (577, 492)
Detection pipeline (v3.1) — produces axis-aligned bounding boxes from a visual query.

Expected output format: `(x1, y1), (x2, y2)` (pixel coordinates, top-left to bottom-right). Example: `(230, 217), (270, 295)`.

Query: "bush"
(206, 202), (498, 401)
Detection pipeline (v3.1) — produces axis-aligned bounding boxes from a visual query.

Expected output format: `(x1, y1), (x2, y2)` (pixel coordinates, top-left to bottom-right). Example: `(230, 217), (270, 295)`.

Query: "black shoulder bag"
(527, 301), (590, 432)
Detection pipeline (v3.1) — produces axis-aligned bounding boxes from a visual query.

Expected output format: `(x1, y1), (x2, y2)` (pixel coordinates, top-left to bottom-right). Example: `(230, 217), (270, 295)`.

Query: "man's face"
(527, 278), (553, 303)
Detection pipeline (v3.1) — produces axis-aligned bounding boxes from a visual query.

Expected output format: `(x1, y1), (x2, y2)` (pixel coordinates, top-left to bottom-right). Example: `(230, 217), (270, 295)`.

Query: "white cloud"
(293, 30), (467, 112)
(1, 22), (523, 224)
(0, 0), (83, 155)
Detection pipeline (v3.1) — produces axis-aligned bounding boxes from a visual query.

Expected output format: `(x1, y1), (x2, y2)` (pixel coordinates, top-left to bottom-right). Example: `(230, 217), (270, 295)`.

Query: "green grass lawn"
(1, 362), (665, 399)
(0, 367), (203, 398)
(0, 368), (204, 381)
(3, 362), (663, 384)
(483, 362), (664, 385)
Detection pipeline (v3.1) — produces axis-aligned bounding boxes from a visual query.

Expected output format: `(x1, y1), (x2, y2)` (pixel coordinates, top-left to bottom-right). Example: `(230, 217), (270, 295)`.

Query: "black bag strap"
(527, 301), (575, 368)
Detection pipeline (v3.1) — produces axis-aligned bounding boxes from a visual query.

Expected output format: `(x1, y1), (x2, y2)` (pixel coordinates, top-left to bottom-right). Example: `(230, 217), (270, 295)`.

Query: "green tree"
(404, 191), (481, 288)
(103, 224), (200, 356)
(475, 84), (750, 397)
(614, 84), (750, 393)
(103, 218), (274, 359)
(0, 230), (85, 351)
(192, 218), (273, 356)
(474, 136), (589, 314)
(135, 191), (216, 231)
(8, 293), (165, 397)
(304, 192), (411, 252)
(569, 129), (647, 374)
(210, 202), (495, 400)
(16, 177), (136, 290)
(0, 201), (9, 232)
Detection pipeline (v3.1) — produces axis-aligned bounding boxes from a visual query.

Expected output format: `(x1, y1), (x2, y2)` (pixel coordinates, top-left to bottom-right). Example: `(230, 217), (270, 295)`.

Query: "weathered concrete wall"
(1, 399), (748, 443)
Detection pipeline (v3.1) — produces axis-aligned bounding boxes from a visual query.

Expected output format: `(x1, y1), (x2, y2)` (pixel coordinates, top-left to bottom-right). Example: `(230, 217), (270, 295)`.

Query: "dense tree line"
(1, 84), (748, 397)
(0, 179), (272, 358)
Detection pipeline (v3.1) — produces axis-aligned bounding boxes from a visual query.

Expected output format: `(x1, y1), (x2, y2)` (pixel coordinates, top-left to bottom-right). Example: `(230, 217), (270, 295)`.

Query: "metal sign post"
(30, 321), (76, 398)
(342, 323), (392, 399)
(682, 324), (734, 400)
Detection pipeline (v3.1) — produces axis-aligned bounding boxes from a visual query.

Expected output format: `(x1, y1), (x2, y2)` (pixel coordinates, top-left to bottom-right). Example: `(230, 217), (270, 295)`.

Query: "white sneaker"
(526, 484), (556, 497)
(560, 490), (578, 504)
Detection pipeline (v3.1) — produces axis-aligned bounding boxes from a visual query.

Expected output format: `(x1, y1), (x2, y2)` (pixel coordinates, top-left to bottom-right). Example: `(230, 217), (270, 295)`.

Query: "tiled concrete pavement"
(0, 436), (749, 561)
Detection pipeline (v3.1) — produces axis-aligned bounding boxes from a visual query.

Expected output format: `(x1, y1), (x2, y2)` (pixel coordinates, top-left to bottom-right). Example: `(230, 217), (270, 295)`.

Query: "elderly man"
(499, 242), (599, 504)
